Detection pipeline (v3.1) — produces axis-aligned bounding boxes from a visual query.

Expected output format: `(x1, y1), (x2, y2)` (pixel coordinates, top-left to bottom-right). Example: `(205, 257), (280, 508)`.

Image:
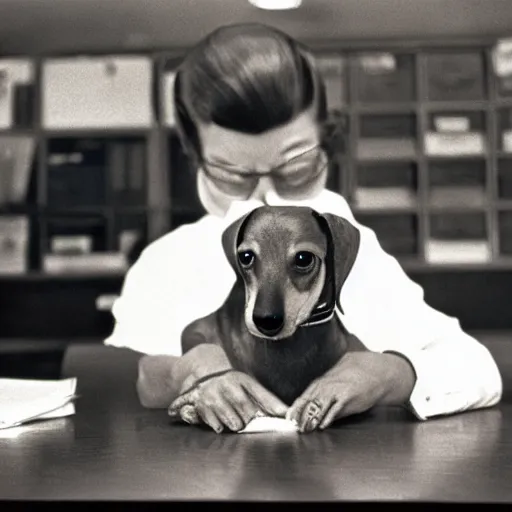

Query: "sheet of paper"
(0, 377), (77, 429)
(238, 415), (299, 434)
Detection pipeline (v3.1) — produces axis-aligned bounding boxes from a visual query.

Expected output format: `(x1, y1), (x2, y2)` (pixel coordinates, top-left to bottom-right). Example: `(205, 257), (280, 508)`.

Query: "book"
(0, 377), (77, 430)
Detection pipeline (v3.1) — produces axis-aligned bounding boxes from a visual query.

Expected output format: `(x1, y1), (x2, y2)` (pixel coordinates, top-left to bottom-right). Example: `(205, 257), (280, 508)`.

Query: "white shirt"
(104, 189), (503, 420)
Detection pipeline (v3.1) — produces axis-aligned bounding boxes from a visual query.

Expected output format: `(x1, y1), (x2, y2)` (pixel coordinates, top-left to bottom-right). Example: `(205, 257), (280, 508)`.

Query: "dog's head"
(221, 206), (360, 340)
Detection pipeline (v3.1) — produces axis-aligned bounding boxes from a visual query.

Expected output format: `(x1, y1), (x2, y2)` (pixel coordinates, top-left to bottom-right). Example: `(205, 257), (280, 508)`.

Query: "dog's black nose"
(253, 314), (285, 336)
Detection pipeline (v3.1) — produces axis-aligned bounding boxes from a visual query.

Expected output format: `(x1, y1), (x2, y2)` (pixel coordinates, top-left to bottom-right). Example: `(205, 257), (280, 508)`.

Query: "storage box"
(356, 213), (418, 256)
(355, 162), (417, 209)
(425, 111), (486, 156)
(42, 56), (154, 129)
(426, 51), (486, 101)
(355, 52), (415, 103)
(357, 114), (417, 160)
(427, 212), (490, 263)
(430, 212), (487, 240)
(428, 159), (486, 208)
(0, 59), (35, 129)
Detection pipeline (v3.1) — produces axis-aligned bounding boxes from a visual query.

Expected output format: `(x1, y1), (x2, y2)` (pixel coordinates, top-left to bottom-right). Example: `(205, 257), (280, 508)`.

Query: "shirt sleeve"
(104, 222), (231, 356)
(104, 200), (265, 356)
(265, 190), (503, 420)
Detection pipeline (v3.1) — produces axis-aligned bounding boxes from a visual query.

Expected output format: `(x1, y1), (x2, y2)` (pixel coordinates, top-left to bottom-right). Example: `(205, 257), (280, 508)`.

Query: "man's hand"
(287, 352), (416, 433)
(168, 370), (288, 433)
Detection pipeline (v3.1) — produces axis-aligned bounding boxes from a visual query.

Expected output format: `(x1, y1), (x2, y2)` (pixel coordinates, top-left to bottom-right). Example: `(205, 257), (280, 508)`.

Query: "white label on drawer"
(51, 235), (92, 255)
(493, 38), (512, 77)
(434, 116), (470, 133)
(359, 53), (396, 74)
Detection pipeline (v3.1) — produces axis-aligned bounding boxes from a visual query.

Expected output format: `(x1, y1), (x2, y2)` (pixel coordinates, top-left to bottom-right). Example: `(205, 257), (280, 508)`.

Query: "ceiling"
(0, 0), (511, 55)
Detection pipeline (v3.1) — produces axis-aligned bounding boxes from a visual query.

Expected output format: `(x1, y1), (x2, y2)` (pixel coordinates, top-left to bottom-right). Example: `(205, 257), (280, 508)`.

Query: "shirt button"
(426, 396), (431, 402)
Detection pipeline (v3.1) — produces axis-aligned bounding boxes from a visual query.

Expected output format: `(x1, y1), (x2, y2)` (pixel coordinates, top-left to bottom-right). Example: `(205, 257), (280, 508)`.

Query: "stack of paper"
(0, 377), (77, 430)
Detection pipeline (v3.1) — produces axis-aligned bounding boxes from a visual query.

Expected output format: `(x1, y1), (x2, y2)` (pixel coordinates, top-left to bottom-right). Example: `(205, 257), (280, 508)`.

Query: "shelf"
(401, 258), (512, 272)
(0, 271), (126, 281)
(1, 48), (511, 281)
(353, 104), (417, 114)
(353, 205), (418, 215)
(0, 128), (37, 137)
(422, 100), (489, 111)
(42, 128), (153, 138)
(496, 200), (512, 210)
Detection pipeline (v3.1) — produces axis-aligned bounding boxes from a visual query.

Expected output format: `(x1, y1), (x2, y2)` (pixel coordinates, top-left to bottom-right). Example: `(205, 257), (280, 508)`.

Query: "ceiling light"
(248, 0), (302, 10)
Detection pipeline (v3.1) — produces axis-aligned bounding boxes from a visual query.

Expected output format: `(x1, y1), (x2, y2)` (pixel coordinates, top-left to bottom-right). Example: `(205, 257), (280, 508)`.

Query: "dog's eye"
(238, 250), (255, 268)
(294, 251), (315, 271)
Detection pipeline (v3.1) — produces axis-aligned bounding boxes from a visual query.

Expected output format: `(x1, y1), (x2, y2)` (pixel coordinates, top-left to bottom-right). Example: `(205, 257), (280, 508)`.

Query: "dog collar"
(299, 300), (336, 328)
(300, 310), (335, 328)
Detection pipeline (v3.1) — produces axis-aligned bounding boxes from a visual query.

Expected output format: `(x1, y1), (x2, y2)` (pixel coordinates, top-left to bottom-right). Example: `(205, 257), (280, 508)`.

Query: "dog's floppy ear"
(221, 208), (259, 275)
(314, 211), (361, 313)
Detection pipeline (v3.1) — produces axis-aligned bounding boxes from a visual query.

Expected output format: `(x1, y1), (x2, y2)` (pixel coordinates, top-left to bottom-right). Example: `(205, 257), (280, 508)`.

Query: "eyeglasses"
(200, 145), (328, 199)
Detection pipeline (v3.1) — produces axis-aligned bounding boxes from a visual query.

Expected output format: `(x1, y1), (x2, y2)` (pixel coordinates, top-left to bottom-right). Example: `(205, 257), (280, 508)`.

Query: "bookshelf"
(1, 39), (512, 341)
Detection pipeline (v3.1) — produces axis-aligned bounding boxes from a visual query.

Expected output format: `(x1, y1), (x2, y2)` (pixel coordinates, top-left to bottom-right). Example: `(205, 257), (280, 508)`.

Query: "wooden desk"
(1, 334), (511, 502)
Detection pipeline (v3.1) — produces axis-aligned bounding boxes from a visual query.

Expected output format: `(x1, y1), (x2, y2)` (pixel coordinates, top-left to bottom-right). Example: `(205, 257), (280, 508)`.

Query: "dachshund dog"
(180, 206), (366, 408)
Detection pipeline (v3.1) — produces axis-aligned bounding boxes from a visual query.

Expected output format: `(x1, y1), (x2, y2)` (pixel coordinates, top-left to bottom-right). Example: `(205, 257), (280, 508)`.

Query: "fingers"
(198, 407), (225, 434)
(318, 401), (343, 430)
(286, 395), (309, 425)
(168, 388), (198, 416)
(180, 404), (201, 425)
(224, 386), (261, 426)
(241, 377), (288, 417)
(299, 397), (336, 433)
(169, 371), (289, 434)
(212, 400), (245, 432)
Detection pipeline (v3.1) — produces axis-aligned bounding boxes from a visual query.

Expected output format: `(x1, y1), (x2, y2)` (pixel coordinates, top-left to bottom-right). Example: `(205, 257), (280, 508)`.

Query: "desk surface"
(1, 333), (512, 502)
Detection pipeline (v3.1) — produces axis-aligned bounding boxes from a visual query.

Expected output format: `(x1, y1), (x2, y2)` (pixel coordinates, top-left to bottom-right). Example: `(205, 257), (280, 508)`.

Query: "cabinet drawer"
(426, 51), (486, 101)
(355, 53), (415, 103)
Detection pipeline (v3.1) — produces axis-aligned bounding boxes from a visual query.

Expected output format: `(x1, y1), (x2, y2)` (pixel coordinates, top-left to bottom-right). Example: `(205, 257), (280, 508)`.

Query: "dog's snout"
(253, 313), (285, 337)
